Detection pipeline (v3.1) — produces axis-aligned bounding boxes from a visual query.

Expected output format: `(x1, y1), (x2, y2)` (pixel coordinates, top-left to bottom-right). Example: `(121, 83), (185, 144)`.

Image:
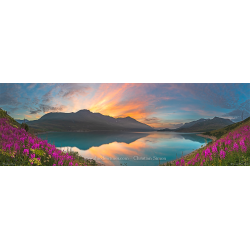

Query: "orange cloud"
(87, 84), (174, 122)
(47, 83), (176, 127)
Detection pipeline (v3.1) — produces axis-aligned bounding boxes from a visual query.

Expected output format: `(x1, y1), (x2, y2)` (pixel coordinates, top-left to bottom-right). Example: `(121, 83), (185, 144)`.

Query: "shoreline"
(196, 133), (217, 141)
(34, 131), (217, 166)
(33, 131), (105, 166)
(34, 131), (55, 135)
(162, 133), (217, 165)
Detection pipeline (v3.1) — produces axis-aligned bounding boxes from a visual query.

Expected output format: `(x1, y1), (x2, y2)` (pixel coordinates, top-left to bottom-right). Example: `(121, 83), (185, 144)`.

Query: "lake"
(37, 131), (212, 166)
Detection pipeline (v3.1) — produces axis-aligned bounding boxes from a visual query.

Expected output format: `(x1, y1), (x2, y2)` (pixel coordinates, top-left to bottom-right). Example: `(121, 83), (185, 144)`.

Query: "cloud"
(238, 99), (250, 112)
(32, 96), (40, 105)
(222, 99), (250, 122)
(222, 108), (250, 122)
(39, 104), (66, 113)
(5, 107), (19, 114)
(29, 108), (42, 114)
(42, 89), (54, 103)
(1, 83), (249, 126)
(87, 84), (175, 122)
(167, 83), (249, 110)
(0, 83), (21, 106)
(27, 83), (37, 89)
(57, 83), (91, 99)
(181, 105), (224, 117)
(144, 117), (160, 122)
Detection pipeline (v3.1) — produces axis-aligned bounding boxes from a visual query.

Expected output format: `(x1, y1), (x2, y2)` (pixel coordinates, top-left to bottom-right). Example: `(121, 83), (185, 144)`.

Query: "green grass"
(0, 109), (20, 127)
(0, 111), (101, 166)
(203, 117), (250, 139)
(0, 145), (100, 166)
(163, 116), (250, 166)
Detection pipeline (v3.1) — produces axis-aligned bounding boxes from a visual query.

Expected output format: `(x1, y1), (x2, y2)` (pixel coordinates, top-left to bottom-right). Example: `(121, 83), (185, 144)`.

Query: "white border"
(0, 0), (250, 249)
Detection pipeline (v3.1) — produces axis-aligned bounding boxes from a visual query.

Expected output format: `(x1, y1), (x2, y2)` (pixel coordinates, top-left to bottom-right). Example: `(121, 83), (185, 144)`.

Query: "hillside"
(175, 117), (234, 132)
(203, 116), (250, 139)
(163, 116), (250, 166)
(28, 109), (155, 132)
(0, 112), (99, 166)
(0, 108), (20, 127)
(0, 108), (43, 134)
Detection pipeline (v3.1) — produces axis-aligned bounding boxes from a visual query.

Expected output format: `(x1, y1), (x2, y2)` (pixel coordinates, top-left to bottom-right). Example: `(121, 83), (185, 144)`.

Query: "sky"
(0, 83), (249, 129)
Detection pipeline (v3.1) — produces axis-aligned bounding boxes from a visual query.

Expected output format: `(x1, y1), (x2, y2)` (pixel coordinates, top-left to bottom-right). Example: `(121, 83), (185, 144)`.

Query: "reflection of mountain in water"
(180, 133), (211, 144)
(38, 131), (149, 151)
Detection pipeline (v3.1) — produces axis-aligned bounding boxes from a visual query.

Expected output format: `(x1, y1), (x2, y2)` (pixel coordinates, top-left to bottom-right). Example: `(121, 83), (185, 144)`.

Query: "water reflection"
(38, 131), (149, 150)
(38, 131), (211, 166)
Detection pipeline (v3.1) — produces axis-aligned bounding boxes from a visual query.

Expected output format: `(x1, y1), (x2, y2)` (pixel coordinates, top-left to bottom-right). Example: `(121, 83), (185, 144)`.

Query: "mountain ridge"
(158, 117), (234, 132)
(28, 109), (155, 132)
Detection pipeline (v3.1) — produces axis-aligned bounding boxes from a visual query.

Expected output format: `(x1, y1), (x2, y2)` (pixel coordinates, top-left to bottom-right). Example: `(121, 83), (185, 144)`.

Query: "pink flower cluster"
(0, 118), (79, 166)
(176, 124), (250, 166)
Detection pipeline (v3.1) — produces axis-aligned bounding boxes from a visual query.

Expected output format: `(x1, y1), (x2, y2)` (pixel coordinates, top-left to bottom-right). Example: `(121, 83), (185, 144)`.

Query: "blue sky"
(0, 83), (249, 128)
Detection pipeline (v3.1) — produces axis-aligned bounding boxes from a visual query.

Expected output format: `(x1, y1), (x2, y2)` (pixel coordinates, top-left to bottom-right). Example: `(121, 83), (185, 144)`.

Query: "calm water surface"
(37, 131), (211, 166)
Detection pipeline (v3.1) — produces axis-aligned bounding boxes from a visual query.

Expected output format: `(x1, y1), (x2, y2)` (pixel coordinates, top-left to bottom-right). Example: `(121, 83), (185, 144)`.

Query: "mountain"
(15, 119), (30, 124)
(203, 116), (250, 139)
(175, 117), (234, 132)
(178, 118), (207, 129)
(28, 109), (155, 132)
(157, 128), (174, 132)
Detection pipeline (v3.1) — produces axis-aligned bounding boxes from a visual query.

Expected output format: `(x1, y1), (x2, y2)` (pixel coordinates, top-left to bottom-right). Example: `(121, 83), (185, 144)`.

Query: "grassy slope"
(0, 109), (21, 127)
(0, 109), (44, 134)
(203, 117), (250, 139)
(164, 116), (250, 166)
(0, 111), (100, 166)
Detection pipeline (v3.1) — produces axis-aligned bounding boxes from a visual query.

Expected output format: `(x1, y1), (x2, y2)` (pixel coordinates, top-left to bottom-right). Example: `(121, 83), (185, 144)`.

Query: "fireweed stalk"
(175, 124), (250, 166)
(0, 118), (94, 166)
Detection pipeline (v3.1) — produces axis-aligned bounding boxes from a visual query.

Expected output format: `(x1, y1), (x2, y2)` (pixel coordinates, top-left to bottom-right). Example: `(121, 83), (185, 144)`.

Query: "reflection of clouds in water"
(59, 139), (153, 166)
(57, 132), (210, 166)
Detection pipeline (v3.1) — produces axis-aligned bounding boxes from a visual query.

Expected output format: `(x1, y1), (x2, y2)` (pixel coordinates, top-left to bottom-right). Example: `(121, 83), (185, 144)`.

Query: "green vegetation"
(164, 116), (250, 166)
(21, 122), (29, 132)
(0, 108), (43, 135)
(203, 117), (250, 139)
(0, 108), (20, 127)
(0, 114), (100, 166)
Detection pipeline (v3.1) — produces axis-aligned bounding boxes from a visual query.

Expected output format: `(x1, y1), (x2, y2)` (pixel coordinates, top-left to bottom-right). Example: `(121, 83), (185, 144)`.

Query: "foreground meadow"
(165, 122), (250, 166)
(0, 118), (98, 166)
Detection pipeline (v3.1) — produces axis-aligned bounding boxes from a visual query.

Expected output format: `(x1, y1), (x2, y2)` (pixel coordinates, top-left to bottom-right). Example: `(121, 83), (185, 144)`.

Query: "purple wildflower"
(233, 142), (239, 151)
(219, 149), (226, 159)
(23, 149), (29, 155)
(204, 148), (211, 158)
(212, 145), (217, 153)
(239, 139), (245, 147)
(180, 159), (185, 166)
(30, 154), (35, 159)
